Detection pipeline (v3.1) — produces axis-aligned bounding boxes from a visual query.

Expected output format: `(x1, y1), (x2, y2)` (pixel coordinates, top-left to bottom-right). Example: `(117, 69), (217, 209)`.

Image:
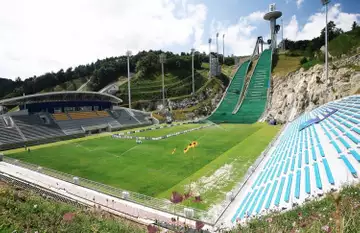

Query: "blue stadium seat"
(277, 162), (284, 178)
(339, 121), (352, 129)
(295, 170), (301, 199)
(318, 144), (325, 157)
(340, 155), (357, 177)
(349, 150), (360, 162)
(313, 128), (320, 144)
(346, 132), (359, 144)
(262, 168), (272, 185)
(291, 157), (296, 171)
(322, 159), (335, 185)
(270, 164), (279, 181)
(305, 166), (311, 194)
(331, 129), (339, 137)
(298, 153), (302, 168)
(311, 147), (317, 161)
(231, 192), (251, 222)
(247, 186), (264, 216)
(313, 163), (323, 189)
(352, 127), (360, 135)
(265, 180), (278, 209)
(274, 177), (286, 206)
(256, 183), (271, 214)
(331, 141), (342, 153)
(349, 117), (360, 125)
(257, 169), (268, 186)
(305, 150), (309, 165)
(239, 189), (259, 219)
(251, 171), (264, 189)
(284, 173), (294, 202)
(284, 159), (290, 174)
(339, 137), (351, 149)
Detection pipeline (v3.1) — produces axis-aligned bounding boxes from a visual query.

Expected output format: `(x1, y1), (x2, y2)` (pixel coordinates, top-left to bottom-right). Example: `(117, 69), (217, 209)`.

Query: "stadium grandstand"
(226, 95), (360, 226)
(0, 91), (154, 150)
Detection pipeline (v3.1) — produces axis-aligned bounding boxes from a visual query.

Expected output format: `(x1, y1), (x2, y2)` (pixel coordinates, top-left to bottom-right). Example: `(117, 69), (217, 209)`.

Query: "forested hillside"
(0, 51), (234, 100)
(279, 21), (360, 69)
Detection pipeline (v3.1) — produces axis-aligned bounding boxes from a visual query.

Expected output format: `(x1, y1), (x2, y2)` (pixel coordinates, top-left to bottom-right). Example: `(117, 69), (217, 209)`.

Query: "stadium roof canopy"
(0, 91), (122, 106)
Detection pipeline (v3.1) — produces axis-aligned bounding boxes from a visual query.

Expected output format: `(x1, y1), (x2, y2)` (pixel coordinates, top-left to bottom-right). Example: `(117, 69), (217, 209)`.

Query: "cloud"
(284, 15), (300, 40)
(196, 10), (267, 56)
(247, 11), (268, 22)
(284, 3), (360, 41)
(296, 0), (304, 9)
(0, 0), (207, 79)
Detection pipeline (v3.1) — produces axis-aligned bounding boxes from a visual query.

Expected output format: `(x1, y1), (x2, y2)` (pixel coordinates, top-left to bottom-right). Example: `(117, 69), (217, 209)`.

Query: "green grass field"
(272, 54), (302, 77)
(5, 123), (279, 209)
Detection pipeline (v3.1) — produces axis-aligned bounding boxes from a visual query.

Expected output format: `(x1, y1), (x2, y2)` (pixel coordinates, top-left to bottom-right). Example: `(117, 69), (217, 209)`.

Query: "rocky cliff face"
(263, 54), (360, 123)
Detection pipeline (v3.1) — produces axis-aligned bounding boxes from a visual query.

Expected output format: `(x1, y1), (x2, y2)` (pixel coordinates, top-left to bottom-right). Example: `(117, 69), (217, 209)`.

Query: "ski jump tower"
(264, 3), (282, 50)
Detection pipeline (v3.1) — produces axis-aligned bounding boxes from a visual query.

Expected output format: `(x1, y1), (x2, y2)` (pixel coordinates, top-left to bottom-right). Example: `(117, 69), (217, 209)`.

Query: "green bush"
(285, 50), (304, 57)
(300, 57), (308, 65)
(301, 59), (322, 70)
(329, 34), (358, 57)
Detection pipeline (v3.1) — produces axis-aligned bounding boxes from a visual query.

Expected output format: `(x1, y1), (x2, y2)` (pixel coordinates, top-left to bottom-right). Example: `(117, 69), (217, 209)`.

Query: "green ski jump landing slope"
(207, 60), (250, 123)
(207, 49), (272, 124)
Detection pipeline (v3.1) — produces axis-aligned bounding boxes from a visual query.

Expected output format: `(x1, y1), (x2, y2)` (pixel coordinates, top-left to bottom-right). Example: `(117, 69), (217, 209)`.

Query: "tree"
(352, 21), (358, 31)
(320, 21), (343, 43)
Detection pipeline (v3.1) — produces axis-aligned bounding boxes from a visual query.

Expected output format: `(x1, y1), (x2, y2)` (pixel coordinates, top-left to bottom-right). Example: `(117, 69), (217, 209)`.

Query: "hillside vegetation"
(274, 21), (360, 77)
(0, 50), (235, 100)
(0, 181), (144, 233)
(234, 184), (360, 233)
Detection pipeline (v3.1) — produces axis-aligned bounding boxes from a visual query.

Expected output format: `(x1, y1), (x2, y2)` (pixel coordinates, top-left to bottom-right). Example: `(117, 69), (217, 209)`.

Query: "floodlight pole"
(126, 50), (132, 109)
(191, 48), (195, 95)
(208, 38), (212, 79)
(160, 53), (166, 107)
(216, 33), (219, 55)
(325, 1), (329, 81)
(281, 18), (285, 50)
(222, 34), (225, 63)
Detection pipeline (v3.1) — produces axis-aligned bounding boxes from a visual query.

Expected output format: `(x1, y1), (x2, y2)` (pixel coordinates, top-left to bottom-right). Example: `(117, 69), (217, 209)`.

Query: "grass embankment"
(158, 123), (280, 210)
(118, 70), (206, 104)
(233, 184), (360, 233)
(5, 123), (278, 210)
(272, 54), (302, 77)
(0, 182), (144, 233)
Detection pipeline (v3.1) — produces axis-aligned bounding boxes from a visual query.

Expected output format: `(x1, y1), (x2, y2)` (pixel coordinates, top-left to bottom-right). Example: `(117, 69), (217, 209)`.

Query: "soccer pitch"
(6, 123), (279, 209)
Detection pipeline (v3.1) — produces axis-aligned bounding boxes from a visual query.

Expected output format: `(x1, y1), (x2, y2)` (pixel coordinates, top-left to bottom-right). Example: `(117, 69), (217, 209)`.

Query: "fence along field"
(5, 123), (279, 211)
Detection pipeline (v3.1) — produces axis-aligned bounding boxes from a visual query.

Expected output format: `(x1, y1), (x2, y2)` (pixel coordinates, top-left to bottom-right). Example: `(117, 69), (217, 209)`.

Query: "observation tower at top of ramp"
(264, 3), (282, 50)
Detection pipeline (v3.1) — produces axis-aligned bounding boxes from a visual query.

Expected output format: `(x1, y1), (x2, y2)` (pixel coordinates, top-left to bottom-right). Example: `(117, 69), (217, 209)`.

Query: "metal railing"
(2, 156), (214, 224)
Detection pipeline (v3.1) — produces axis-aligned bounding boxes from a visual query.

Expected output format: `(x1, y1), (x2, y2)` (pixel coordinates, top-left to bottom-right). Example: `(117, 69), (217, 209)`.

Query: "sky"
(0, 0), (359, 80)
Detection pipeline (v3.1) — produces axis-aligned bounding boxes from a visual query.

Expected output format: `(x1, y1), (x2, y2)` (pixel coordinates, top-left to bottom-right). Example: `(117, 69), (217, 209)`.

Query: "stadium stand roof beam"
(0, 91), (122, 106)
